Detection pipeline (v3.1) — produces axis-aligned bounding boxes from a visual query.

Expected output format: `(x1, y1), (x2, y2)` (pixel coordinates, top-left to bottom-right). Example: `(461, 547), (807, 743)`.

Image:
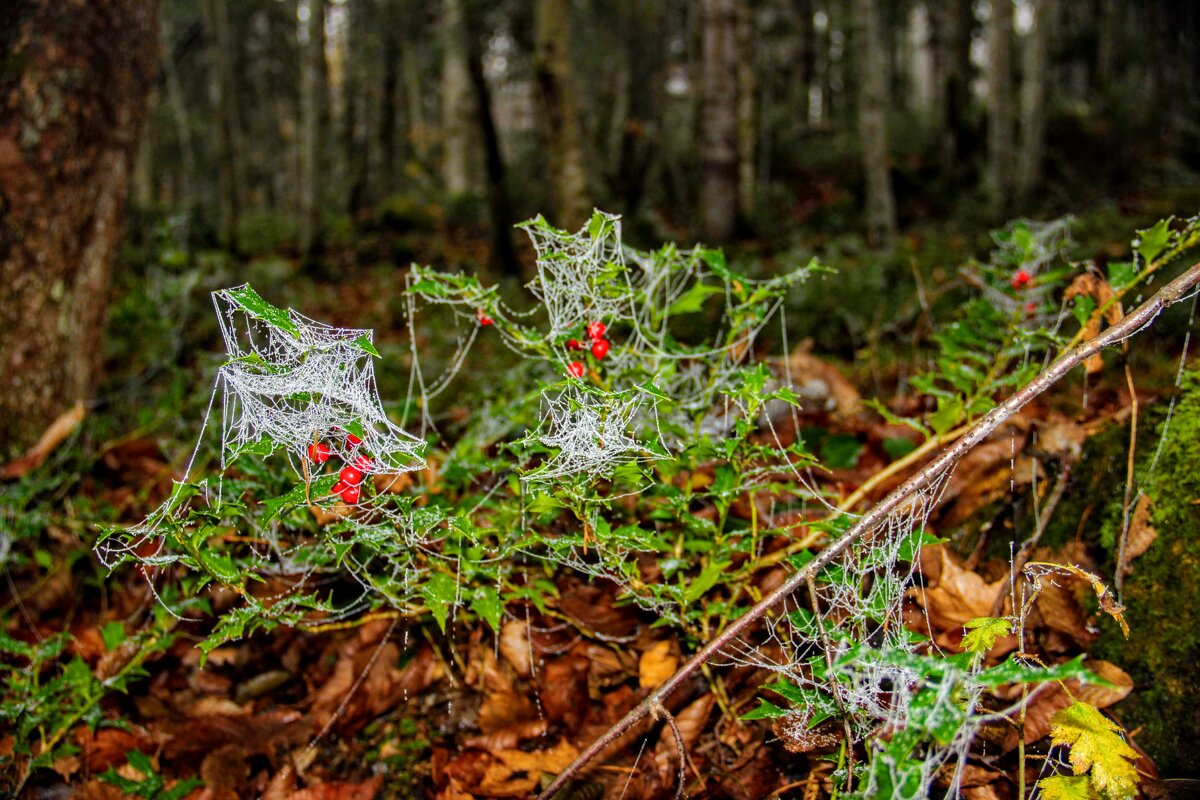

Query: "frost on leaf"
(1047, 701), (1140, 800)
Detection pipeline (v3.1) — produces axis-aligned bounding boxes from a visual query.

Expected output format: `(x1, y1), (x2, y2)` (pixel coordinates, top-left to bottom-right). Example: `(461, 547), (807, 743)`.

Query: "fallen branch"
(538, 261), (1200, 799)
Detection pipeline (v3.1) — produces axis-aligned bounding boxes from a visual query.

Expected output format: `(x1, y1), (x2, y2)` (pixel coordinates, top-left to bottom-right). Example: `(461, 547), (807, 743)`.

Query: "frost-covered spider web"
(97, 285), (484, 629)
(211, 285), (426, 474)
(406, 211), (817, 484)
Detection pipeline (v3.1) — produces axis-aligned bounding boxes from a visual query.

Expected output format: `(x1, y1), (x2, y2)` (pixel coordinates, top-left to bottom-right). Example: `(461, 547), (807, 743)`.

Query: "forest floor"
(3, 198), (1200, 799)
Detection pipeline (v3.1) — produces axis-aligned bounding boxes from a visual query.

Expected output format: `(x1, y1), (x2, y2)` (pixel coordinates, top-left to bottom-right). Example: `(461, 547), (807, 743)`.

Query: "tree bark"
(161, 15), (197, 235)
(735, 2), (756, 219)
(987, 0), (1014, 218)
(1015, 0), (1051, 204)
(202, 0), (244, 251)
(299, 0), (327, 257)
(534, 0), (590, 229)
(936, 0), (973, 181)
(0, 0), (159, 456)
(853, 0), (898, 250)
(698, 0), (739, 244)
(441, 0), (474, 196)
(467, 29), (521, 279)
(379, 3), (401, 193)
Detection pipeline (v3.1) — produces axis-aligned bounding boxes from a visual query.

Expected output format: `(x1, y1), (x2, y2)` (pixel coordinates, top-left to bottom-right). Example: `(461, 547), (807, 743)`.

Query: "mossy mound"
(1086, 369), (1200, 777)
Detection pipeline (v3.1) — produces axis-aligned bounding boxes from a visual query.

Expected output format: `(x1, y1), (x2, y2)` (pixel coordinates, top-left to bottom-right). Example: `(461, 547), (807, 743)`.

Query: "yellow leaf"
(961, 616), (1012, 656)
(1048, 702), (1140, 800)
(1038, 774), (1100, 800)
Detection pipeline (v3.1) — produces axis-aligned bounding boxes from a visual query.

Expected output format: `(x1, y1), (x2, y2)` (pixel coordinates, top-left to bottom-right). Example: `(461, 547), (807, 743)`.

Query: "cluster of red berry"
(1010, 269), (1032, 290)
(565, 320), (610, 378)
(307, 433), (372, 504)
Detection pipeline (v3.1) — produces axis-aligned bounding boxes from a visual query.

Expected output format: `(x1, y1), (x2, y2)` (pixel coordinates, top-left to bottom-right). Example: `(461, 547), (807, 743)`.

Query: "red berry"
(477, 309), (494, 326)
(307, 442), (331, 463)
(331, 480), (346, 495)
(346, 433), (363, 447)
(340, 484), (361, 504)
(567, 361), (585, 378)
(340, 465), (364, 485)
(586, 320), (606, 340)
(566, 338), (582, 351)
(1025, 301), (1038, 314)
(591, 338), (610, 360)
(1010, 270), (1032, 289)
(353, 455), (373, 471)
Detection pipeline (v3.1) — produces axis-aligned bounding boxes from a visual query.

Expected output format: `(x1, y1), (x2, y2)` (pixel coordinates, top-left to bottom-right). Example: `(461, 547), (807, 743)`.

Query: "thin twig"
(1115, 361), (1139, 597)
(537, 262), (1200, 799)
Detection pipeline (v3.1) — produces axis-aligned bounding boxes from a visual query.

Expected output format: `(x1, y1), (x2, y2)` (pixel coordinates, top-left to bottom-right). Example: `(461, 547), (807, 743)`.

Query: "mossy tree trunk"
(0, 0), (159, 457)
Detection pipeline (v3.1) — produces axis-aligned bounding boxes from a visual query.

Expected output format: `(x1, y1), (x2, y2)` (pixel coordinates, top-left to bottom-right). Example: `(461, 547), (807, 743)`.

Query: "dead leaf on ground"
(913, 546), (1016, 653)
(0, 401), (85, 479)
(474, 739), (579, 797)
(654, 693), (714, 784)
(286, 776), (384, 800)
(309, 622), (439, 731)
(638, 640), (679, 690)
(498, 619), (532, 678)
(1122, 494), (1158, 566)
(538, 652), (590, 729)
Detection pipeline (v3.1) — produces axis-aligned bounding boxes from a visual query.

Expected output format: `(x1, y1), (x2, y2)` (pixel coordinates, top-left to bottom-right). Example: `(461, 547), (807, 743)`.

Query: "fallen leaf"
(498, 619), (532, 678)
(286, 776), (384, 800)
(1121, 494), (1158, 565)
(0, 401), (85, 479)
(638, 640), (678, 690)
(475, 739), (579, 797)
(654, 693), (714, 784)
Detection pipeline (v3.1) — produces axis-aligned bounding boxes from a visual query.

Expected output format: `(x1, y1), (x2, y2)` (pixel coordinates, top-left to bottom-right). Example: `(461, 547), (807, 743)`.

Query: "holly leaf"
(1048, 702), (1140, 800)
(1038, 774), (1101, 800)
(961, 617), (1012, 657)
(1136, 218), (1172, 264)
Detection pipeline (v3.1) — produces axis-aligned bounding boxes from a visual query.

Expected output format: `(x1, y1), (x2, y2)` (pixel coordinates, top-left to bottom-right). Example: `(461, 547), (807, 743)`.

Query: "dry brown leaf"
(654, 693), (714, 783)
(475, 739), (579, 797)
(915, 546), (1014, 651)
(1064, 273), (1123, 374)
(498, 619), (532, 678)
(1123, 494), (1158, 563)
(1073, 660), (1134, 708)
(463, 719), (548, 753)
(0, 401), (85, 479)
(638, 640), (678, 690)
(538, 653), (590, 728)
(784, 347), (863, 417)
(286, 776), (384, 800)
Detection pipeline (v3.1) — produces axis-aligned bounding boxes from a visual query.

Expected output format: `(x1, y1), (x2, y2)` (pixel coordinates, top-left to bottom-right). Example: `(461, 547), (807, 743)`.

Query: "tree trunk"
(0, 0), (159, 456)
(735, 2), (756, 220)
(936, 0), (973, 181)
(344, 0), (371, 217)
(202, 0), (244, 251)
(299, 0), (326, 258)
(986, 0), (1014, 218)
(698, 0), (739, 244)
(380, 7), (400, 194)
(403, 44), (431, 165)
(441, 0), (473, 196)
(853, 0), (898, 250)
(161, 15), (197, 237)
(534, 0), (590, 229)
(467, 30), (521, 279)
(1015, 0), (1051, 204)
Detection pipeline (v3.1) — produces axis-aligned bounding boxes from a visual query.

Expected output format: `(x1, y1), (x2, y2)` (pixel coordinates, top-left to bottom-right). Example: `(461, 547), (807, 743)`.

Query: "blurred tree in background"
(0, 0), (159, 455)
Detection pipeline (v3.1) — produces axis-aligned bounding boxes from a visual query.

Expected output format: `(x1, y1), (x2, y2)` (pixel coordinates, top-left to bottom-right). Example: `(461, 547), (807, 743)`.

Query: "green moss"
(1090, 369), (1200, 777)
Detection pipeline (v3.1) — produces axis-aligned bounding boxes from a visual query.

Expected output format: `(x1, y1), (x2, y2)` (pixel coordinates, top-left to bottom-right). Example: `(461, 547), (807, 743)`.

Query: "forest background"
(3, 0), (1200, 798)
